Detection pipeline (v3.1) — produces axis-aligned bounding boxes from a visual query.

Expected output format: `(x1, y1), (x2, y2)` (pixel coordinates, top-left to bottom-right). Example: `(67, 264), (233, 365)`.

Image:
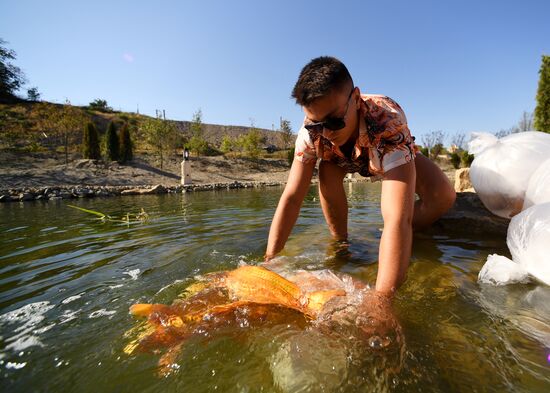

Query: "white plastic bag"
(478, 202), (550, 286)
(507, 202), (550, 285)
(478, 254), (529, 285)
(468, 131), (550, 218)
(523, 158), (550, 210)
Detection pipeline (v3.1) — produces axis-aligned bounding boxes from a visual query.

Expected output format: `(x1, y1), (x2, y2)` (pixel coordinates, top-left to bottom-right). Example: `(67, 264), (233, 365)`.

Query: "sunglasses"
(304, 87), (355, 133)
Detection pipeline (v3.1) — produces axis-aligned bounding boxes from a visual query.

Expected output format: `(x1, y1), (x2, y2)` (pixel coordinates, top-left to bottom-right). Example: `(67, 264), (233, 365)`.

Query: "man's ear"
(354, 87), (362, 106)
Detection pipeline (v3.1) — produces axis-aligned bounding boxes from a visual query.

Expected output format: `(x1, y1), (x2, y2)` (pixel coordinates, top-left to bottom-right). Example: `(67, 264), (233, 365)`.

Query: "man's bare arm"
(376, 160), (416, 295)
(265, 159), (315, 260)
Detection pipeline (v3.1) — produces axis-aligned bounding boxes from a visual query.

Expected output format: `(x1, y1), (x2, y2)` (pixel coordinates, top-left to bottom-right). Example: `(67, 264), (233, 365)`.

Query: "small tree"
(233, 134), (246, 155)
(52, 100), (89, 164)
(450, 132), (466, 151)
(105, 121), (119, 161)
(118, 123), (133, 163)
(140, 117), (178, 169)
(27, 87), (40, 101)
(220, 135), (233, 154)
(518, 111), (534, 131)
(190, 109), (203, 136)
(243, 126), (262, 158)
(450, 152), (461, 169)
(0, 38), (26, 101)
(82, 122), (101, 159)
(431, 143), (444, 158)
(279, 118), (293, 149)
(534, 55), (550, 133)
(495, 111), (535, 137)
(418, 145), (429, 157)
(188, 108), (208, 156)
(88, 99), (112, 112)
(421, 130), (445, 160)
(460, 150), (474, 167)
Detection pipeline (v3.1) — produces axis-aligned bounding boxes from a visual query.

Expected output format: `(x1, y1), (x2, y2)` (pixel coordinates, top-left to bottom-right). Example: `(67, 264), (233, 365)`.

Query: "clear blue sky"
(1, 0), (548, 142)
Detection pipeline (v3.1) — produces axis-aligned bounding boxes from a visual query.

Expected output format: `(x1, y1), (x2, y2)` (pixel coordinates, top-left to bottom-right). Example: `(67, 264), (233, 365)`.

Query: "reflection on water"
(0, 183), (549, 392)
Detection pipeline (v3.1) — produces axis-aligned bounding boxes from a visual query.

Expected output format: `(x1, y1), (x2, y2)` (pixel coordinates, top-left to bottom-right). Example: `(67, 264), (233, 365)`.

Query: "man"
(265, 56), (455, 296)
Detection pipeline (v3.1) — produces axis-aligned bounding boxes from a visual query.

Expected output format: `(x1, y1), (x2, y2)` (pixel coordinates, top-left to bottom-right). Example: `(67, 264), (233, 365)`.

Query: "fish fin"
(129, 303), (154, 317)
(206, 300), (259, 314)
(123, 323), (157, 355)
(179, 281), (209, 299)
(130, 326), (187, 354)
(129, 303), (175, 318)
(158, 342), (185, 377)
(305, 289), (346, 314)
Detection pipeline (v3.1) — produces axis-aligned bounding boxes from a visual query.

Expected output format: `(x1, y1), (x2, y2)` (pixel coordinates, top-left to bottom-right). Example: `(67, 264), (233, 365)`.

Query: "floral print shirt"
(294, 94), (418, 179)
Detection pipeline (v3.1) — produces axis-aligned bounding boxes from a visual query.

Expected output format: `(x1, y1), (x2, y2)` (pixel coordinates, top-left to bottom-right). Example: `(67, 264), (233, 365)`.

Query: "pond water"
(1, 183), (549, 392)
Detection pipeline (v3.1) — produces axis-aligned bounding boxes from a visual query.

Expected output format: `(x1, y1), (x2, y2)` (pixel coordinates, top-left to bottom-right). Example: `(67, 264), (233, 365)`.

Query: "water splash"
(59, 309), (80, 324)
(0, 301), (55, 352)
(61, 293), (84, 304)
(88, 309), (116, 319)
(124, 269), (140, 280)
(5, 361), (27, 370)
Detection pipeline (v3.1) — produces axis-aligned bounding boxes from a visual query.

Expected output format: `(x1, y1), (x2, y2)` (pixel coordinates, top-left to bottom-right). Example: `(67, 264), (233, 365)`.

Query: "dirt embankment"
(0, 150), (455, 198)
(0, 151), (292, 191)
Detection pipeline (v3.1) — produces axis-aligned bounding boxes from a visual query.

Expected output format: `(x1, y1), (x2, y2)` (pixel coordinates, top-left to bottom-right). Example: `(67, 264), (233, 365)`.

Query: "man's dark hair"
(291, 56), (353, 106)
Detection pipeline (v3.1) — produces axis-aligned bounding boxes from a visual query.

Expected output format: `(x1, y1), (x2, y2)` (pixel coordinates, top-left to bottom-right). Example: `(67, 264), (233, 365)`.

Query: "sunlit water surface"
(1, 183), (549, 392)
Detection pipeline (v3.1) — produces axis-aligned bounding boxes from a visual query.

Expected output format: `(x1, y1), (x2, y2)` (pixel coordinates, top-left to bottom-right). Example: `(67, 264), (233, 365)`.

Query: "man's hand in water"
(355, 291), (401, 348)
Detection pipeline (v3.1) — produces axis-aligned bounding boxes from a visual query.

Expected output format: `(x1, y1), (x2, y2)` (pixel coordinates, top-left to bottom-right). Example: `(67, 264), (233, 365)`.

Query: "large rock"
(454, 168), (474, 192)
(73, 159), (101, 169)
(75, 188), (94, 198)
(121, 184), (167, 195)
(432, 192), (509, 237)
(19, 192), (35, 201)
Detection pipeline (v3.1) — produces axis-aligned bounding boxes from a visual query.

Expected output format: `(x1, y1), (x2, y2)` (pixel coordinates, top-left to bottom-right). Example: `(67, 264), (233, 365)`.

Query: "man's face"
(303, 85), (360, 146)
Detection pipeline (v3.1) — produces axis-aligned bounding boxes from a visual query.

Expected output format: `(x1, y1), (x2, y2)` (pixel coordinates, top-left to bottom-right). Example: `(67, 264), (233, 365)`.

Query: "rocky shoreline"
(0, 181), (290, 203)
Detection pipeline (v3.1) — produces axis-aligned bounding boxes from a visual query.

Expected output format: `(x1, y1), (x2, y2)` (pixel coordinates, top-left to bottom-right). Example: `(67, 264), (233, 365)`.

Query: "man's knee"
(413, 183), (455, 230)
(415, 155), (455, 211)
(424, 177), (456, 219)
(439, 184), (456, 215)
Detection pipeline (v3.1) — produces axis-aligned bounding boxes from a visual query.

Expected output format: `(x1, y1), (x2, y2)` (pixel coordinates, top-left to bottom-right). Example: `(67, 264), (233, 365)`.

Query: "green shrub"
(187, 135), (209, 156)
(534, 55), (550, 132)
(461, 150), (474, 167)
(105, 121), (119, 161)
(431, 143), (444, 159)
(243, 128), (262, 159)
(82, 122), (101, 159)
(118, 123), (133, 163)
(419, 146), (429, 157)
(88, 99), (112, 112)
(220, 135), (233, 154)
(287, 147), (295, 165)
(450, 152), (461, 169)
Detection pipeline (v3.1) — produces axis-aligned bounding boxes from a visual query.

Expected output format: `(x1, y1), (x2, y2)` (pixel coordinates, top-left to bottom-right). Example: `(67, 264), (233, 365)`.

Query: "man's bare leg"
(413, 153), (456, 230)
(318, 160), (349, 240)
